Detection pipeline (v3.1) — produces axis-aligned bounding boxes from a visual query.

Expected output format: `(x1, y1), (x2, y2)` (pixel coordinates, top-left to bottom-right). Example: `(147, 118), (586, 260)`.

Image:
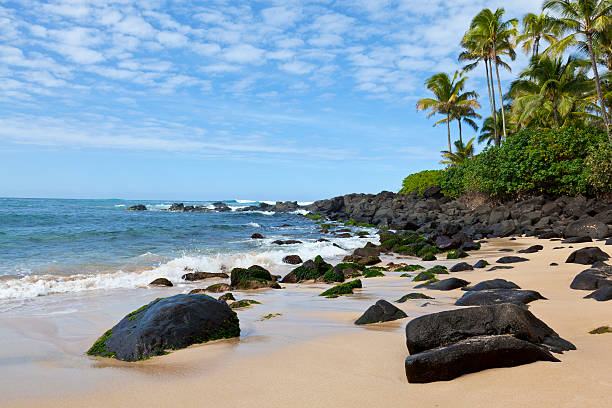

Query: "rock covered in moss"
(396, 293), (434, 303)
(446, 249), (468, 259)
(362, 267), (385, 278)
(87, 294), (240, 361)
(354, 300), (407, 325)
(320, 279), (362, 298)
(149, 278), (173, 287)
(230, 265), (281, 290)
(281, 255), (333, 283)
(229, 299), (261, 309)
(218, 293), (235, 302)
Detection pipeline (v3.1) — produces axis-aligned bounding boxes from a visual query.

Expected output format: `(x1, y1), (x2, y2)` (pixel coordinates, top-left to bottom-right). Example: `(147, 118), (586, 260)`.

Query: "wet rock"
(455, 289), (546, 306)
(87, 294), (239, 361)
(229, 299), (260, 309)
(202, 283), (232, 293)
(518, 245), (543, 254)
(415, 277), (469, 291)
(126, 204), (147, 211)
(182, 272), (229, 281)
(251, 233), (265, 239)
(272, 240), (302, 245)
(462, 279), (520, 291)
(450, 262), (473, 272)
(497, 256), (529, 264)
(149, 278), (173, 287)
(566, 247), (610, 265)
(281, 256), (333, 283)
(396, 293), (434, 303)
(218, 293), (235, 302)
(354, 300), (408, 325)
(230, 265), (280, 290)
(282, 255), (303, 265)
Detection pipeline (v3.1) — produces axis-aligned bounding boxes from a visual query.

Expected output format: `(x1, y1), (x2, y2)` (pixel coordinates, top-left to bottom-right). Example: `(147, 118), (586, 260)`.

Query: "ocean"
(0, 197), (377, 302)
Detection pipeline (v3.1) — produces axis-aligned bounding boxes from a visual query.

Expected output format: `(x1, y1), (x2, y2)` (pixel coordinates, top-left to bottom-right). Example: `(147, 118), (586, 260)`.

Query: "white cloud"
(280, 60), (315, 75)
(157, 31), (188, 48)
(223, 44), (265, 64)
(261, 7), (300, 27)
(114, 15), (156, 38)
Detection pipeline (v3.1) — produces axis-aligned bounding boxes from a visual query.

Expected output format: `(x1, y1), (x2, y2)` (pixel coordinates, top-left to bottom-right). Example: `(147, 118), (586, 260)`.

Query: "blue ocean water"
(0, 198), (375, 300)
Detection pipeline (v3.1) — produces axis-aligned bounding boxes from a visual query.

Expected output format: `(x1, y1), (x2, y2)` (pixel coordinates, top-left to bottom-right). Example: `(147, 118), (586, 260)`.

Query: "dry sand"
(3, 237), (612, 408)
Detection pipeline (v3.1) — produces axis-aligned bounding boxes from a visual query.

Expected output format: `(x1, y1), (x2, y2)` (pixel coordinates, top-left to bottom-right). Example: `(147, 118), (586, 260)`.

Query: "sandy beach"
(1, 237), (610, 408)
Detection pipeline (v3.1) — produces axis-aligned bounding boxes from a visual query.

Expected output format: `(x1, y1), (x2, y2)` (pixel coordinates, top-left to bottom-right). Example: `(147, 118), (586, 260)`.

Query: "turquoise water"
(0, 198), (374, 300)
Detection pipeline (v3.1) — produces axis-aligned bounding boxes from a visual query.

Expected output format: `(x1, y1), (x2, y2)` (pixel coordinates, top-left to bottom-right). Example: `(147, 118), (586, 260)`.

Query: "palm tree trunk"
(534, 36), (540, 58)
(586, 33), (611, 138)
(487, 58), (500, 146)
(458, 119), (463, 144)
(552, 98), (559, 128)
(446, 113), (452, 153)
(492, 42), (508, 141)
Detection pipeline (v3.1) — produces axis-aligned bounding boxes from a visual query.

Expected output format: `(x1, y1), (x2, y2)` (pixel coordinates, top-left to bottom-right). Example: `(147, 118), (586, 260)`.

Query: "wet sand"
(2, 237), (612, 407)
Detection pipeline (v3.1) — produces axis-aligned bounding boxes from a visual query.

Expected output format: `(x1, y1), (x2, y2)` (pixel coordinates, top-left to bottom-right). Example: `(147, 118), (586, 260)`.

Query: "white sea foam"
(114, 204), (125, 207)
(0, 235), (379, 300)
(235, 199), (257, 204)
(297, 201), (314, 206)
(247, 222), (261, 228)
(292, 209), (310, 215)
(260, 201), (276, 205)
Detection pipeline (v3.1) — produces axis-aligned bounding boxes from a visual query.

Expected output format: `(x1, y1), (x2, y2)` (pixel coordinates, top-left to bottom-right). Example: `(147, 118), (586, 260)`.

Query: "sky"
(0, 0), (542, 201)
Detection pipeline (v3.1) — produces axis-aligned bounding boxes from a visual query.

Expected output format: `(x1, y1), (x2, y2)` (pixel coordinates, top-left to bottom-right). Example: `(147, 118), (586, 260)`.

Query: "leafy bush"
(399, 170), (444, 195)
(439, 127), (608, 198)
(586, 141), (612, 195)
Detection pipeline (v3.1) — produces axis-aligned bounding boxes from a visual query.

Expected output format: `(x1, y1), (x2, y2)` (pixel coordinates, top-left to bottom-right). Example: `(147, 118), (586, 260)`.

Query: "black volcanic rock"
(415, 277), (469, 291)
(584, 286), (612, 301)
(497, 256), (529, 264)
(455, 289), (546, 306)
(282, 255), (303, 265)
(566, 247), (610, 265)
(354, 300), (408, 325)
(126, 204), (147, 211)
(450, 262), (473, 272)
(518, 245), (543, 254)
(570, 263), (612, 290)
(462, 279), (520, 291)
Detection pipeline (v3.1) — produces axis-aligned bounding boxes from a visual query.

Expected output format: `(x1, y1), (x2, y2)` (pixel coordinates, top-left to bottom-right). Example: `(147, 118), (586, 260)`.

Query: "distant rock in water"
(354, 300), (407, 325)
(87, 294), (240, 361)
(126, 204), (147, 211)
(149, 278), (172, 287)
(251, 233), (265, 239)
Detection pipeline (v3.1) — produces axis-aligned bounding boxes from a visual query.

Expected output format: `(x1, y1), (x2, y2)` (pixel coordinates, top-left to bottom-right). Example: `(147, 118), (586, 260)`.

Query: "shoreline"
(2, 236), (612, 407)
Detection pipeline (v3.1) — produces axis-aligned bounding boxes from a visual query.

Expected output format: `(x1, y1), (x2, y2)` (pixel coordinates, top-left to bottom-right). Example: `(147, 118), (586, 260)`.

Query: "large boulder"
(569, 263), (612, 290)
(87, 294), (240, 361)
(282, 255), (303, 265)
(405, 335), (559, 383)
(462, 279), (520, 291)
(455, 289), (546, 306)
(354, 300), (408, 325)
(566, 247), (610, 265)
(564, 218), (610, 240)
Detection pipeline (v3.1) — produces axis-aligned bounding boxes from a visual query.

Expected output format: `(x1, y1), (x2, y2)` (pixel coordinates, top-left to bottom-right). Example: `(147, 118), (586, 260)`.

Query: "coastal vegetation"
(410, 0), (612, 199)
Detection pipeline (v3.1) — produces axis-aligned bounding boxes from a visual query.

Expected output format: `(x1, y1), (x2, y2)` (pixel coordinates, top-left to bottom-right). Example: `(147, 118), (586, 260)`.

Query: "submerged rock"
(87, 294), (240, 361)
(354, 300), (407, 325)
(250, 233), (265, 239)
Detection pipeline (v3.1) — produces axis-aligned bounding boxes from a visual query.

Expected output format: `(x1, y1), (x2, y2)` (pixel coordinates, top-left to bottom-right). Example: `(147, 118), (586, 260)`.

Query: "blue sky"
(0, 0), (539, 201)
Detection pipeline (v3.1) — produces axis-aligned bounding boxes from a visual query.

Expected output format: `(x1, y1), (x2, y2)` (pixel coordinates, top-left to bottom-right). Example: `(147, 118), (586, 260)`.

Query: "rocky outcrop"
(566, 247), (610, 265)
(306, 192), (611, 240)
(354, 300), (407, 325)
(87, 294), (240, 361)
(404, 304), (575, 383)
(126, 204), (147, 211)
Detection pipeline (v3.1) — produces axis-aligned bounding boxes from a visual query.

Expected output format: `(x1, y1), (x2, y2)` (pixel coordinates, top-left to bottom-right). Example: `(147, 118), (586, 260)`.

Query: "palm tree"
(516, 13), (564, 57)
(507, 55), (597, 128)
(452, 104), (482, 144)
(543, 0), (612, 136)
(479, 110), (505, 145)
(465, 9), (518, 141)
(416, 71), (480, 152)
(440, 138), (475, 166)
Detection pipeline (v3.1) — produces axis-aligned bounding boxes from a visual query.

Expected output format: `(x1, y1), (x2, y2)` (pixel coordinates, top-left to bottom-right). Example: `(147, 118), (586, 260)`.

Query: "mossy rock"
(395, 265), (425, 272)
(230, 265), (273, 287)
(362, 268), (385, 278)
(447, 249), (469, 259)
(589, 326), (612, 334)
(87, 294), (240, 362)
(320, 279), (362, 298)
(421, 253), (437, 261)
(426, 265), (449, 275)
(218, 293), (235, 302)
(396, 293), (434, 303)
(229, 299), (261, 309)
(412, 271), (437, 282)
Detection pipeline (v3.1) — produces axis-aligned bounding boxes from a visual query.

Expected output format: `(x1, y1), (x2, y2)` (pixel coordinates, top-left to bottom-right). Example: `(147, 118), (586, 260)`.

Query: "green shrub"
(399, 170), (444, 195)
(586, 141), (612, 195)
(439, 127), (608, 198)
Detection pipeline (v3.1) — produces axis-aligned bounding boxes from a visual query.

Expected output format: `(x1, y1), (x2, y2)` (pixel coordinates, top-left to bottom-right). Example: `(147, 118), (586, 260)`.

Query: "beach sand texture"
(2, 237), (612, 408)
